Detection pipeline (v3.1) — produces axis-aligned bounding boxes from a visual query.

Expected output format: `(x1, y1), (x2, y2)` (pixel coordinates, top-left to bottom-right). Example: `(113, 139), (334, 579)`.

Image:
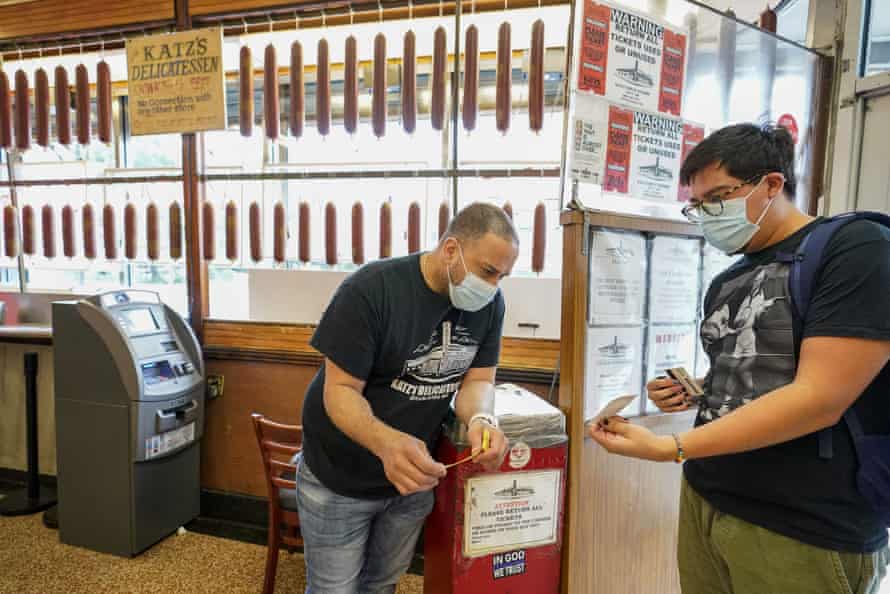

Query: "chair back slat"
(252, 413), (304, 500)
(264, 440), (301, 457)
(272, 476), (297, 490)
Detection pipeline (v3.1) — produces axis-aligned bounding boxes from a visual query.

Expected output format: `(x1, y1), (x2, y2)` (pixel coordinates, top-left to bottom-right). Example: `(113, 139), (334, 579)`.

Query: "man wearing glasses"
(295, 202), (514, 594)
(592, 123), (890, 593)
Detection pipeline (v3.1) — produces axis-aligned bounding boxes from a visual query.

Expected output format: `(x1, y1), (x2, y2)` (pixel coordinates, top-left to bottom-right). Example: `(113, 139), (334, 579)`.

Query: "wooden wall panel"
(200, 357), (556, 498)
(204, 319), (559, 373)
(201, 358), (318, 497)
(0, 0), (174, 41)
(576, 413), (694, 594)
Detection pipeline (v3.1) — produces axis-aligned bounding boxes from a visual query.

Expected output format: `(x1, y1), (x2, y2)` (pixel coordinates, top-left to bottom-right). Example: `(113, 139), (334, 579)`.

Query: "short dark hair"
(679, 123), (797, 198)
(444, 202), (519, 245)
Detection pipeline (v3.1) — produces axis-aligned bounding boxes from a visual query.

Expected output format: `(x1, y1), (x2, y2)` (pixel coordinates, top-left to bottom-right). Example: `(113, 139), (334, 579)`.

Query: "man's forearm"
(454, 379), (495, 425)
(681, 380), (840, 460)
(323, 384), (398, 457)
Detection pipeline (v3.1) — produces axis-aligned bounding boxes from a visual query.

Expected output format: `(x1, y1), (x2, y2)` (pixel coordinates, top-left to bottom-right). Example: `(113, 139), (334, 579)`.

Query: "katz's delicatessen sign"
(126, 28), (227, 135)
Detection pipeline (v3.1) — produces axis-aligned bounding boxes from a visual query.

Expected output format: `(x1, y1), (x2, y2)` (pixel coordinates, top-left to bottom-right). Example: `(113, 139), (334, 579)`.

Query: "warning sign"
(577, 0), (688, 116)
(463, 470), (561, 558)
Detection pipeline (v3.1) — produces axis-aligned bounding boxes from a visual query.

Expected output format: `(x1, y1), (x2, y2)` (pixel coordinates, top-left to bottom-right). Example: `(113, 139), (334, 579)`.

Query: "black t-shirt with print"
(685, 218), (890, 553)
(301, 253), (505, 500)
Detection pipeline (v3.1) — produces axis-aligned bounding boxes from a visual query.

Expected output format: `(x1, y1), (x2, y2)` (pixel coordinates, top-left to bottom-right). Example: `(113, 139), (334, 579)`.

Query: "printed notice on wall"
(127, 28), (227, 135)
(649, 236), (701, 324)
(588, 229), (646, 326)
(577, 0), (687, 116)
(584, 326), (644, 417)
(570, 94), (609, 184)
(464, 470), (562, 558)
(644, 324), (698, 413)
(628, 111), (684, 202)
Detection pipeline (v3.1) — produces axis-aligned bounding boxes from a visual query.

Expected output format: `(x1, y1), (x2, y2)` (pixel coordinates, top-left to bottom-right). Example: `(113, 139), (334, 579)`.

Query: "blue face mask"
(447, 242), (498, 312)
(701, 178), (775, 255)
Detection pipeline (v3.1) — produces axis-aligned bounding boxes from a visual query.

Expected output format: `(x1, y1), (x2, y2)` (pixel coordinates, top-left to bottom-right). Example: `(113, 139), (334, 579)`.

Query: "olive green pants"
(679, 478), (890, 594)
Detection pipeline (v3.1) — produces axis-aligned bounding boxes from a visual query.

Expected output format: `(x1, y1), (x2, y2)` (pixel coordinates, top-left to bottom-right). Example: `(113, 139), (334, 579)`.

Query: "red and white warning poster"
(628, 110), (684, 202)
(577, 0), (688, 117)
(677, 122), (706, 202)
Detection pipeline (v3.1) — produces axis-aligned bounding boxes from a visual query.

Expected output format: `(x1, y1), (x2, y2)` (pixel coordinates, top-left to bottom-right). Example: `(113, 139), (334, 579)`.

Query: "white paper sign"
(569, 94), (609, 184)
(644, 324), (697, 412)
(628, 111), (684, 202)
(585, 326), (644, 418)
(695, 332), (710, 379)
(585, 394), (638, 426)
(145, 422), (195, 460)
(576, 0), (688, 116)
(702, 243), (740, 296)
(588, 230), (647, 325)
(464, 470), (562, 558)
(649, 236), (701, 324)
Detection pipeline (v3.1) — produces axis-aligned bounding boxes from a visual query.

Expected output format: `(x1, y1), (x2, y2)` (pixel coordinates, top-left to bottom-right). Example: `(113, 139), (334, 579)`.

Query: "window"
(865, 1), (890, 76)
(1, 52), (188, 317)
(206, 7), (570, 323)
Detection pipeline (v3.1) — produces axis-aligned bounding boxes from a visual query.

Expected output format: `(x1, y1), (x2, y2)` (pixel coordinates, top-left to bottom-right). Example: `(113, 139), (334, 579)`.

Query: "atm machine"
(53, 290), (205, 557)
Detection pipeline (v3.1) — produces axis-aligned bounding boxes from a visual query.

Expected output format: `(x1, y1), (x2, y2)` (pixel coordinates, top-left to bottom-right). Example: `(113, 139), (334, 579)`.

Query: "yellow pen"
(444, 428), (491, 469)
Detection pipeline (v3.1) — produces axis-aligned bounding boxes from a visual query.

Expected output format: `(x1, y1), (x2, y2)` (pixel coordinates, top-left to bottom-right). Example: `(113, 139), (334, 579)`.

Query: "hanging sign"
(577, 0), (688, 116)
(628, 110), (684, 202)
(126, 27), (227, 135)
(677, 122), (706, 202)
(569, 93), (609, 184)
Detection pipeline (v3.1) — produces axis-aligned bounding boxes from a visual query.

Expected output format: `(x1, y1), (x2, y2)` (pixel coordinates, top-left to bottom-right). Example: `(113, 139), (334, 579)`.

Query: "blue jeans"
(294, 453), (434, 594)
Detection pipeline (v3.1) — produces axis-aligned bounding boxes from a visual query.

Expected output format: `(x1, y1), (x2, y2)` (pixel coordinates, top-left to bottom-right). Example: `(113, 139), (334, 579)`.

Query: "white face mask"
(447, 242), (498, 312)
(700, 177), (775, 255)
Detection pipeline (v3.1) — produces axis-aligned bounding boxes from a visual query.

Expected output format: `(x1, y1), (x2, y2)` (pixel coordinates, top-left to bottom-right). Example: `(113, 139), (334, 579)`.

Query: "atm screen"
(141, 361), (175, 385)
(122, 308), (158, 334)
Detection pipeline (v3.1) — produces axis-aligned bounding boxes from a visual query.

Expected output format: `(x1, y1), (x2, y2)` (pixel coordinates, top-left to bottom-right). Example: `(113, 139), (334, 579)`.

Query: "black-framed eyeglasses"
(681, 174), (770, 222)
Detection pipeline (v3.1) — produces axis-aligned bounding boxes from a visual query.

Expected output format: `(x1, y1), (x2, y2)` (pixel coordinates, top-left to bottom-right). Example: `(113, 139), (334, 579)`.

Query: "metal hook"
(408, 0), (413, 20)
(268, 15), (274, 34)
(378, 0), (383, 23)
(321, 9), (327, 28)
(439, 0), (443, 17)
(349, 4), (354, 25)
(242, 18), (248, 35)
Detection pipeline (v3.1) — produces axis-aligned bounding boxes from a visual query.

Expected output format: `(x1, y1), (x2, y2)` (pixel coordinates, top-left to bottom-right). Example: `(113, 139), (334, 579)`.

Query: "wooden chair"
(251, 413), (304, 594)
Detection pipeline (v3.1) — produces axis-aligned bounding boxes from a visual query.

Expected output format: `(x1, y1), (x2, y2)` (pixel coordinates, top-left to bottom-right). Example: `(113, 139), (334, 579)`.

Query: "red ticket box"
(424, 385), (568, 594)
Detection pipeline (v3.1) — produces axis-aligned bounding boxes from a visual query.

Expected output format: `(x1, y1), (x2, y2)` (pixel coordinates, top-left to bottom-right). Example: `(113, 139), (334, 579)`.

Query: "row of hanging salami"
(241, 20), (547, 139)
(0, 62), (112, 151)
(0, 200), (547, 271)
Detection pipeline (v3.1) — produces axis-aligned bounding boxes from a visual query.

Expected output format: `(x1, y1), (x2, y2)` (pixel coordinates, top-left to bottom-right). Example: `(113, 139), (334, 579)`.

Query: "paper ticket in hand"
(586, 395), (638, 427)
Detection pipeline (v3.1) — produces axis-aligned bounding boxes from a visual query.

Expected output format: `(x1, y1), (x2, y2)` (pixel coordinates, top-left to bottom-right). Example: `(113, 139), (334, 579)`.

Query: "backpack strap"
(784, 212), (890, 459)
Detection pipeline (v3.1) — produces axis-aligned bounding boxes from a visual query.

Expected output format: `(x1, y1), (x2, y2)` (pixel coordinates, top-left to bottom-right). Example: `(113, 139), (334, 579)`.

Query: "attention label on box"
(464, 470), (561, 558)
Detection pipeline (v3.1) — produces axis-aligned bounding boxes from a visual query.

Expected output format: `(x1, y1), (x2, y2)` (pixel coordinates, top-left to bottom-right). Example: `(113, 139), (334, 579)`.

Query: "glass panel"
(866, 1), (890, 76)
(569, 1), (821, 219)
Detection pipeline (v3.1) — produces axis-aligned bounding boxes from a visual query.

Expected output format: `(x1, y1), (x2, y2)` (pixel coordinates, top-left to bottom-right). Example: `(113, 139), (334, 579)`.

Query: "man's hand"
(588, 417), (677, 462)
(377, 430), (447, 496)
(647, 376), (690, 413)
(468, 421), (508, 471)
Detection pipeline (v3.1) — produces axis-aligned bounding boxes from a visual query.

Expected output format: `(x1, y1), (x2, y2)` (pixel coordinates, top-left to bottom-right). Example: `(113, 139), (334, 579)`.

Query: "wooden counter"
(0, 325), (53, 346)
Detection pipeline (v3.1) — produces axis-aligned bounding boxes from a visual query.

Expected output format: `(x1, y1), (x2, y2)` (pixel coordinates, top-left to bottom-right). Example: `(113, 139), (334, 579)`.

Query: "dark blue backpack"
(778, 211), (890, 524)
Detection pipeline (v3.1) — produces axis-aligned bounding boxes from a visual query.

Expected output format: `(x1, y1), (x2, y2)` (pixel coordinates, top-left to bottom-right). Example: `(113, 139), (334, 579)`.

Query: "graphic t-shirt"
(685, 218), (890, 552)
(301, 253), (505, 499)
